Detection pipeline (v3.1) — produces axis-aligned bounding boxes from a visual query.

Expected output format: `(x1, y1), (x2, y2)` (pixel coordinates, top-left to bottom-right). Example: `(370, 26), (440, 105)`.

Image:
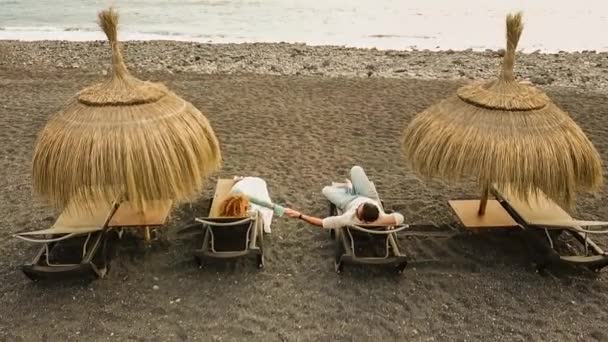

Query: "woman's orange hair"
(218, 194), (250, 217)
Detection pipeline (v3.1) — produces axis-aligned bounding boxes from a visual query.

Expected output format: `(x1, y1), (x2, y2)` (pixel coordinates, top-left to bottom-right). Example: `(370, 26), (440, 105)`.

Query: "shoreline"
(1, 40), (607, 92)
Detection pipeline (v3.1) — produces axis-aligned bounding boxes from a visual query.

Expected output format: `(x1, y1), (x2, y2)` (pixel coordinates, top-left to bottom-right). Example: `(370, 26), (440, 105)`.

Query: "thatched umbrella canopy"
(32, 7), (222, 212)
(402, 12), (602, 212)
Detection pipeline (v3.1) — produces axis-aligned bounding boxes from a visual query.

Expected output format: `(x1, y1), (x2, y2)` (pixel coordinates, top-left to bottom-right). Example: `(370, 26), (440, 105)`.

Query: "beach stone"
(303, 63), (317, 71)
(152, 285), (159, 290)
(530, 75), (554, 85)
(1, 41), (607, 92)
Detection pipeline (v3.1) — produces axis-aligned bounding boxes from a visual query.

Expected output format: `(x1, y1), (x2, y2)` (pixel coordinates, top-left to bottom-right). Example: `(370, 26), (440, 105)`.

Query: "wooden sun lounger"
(329, 200), (408, 274)
(14, 200), (172, 281)
(188, 179), (265, 269)
(491, 185), (608, 272)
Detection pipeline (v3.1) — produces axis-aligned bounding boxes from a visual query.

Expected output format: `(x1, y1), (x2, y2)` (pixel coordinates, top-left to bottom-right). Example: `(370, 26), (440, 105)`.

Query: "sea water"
(1, 0), (607, 52)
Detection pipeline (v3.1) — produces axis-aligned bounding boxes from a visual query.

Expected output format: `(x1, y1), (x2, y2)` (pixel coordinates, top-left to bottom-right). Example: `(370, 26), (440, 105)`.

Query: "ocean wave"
(2, 26), (71, 32)
(0, 26), (97, 33)
(64, 27), (97, 32)
(369, 34), (434, 39)
(0, 26), (606, 53)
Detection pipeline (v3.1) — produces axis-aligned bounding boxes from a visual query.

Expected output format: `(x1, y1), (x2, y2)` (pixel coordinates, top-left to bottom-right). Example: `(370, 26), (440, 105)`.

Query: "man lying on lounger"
(284, 166), (404, 228)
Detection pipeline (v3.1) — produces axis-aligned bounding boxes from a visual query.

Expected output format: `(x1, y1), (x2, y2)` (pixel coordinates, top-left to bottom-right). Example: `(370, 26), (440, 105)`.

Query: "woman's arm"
(246, 195), (285, 216)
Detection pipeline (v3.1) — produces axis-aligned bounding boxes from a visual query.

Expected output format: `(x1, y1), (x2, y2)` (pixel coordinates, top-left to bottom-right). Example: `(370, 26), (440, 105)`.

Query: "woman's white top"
(230, 177), (275, 233)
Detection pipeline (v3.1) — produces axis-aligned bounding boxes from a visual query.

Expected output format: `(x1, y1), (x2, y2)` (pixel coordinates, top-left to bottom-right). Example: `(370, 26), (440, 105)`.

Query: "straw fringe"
(402, 11), (604, 208)
(402, 98), (603, 207)
(32, 7), (222, 212)
(32, 93), (222, 212)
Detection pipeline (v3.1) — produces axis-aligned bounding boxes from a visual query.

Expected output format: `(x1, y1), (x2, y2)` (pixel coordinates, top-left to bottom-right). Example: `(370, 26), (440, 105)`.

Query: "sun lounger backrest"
(349, 224), (408, 234)
(196, 217), (254, 252)
(209, 179), (236, 217)
(492, 184), (573, 225)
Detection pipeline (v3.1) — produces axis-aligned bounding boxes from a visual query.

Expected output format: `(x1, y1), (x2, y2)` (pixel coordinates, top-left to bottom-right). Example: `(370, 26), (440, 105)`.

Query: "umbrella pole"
(478, 185), (489, 216)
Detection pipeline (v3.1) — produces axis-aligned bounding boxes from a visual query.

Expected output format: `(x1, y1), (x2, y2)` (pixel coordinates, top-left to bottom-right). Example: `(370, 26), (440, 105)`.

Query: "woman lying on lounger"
(218, 176), (285, 233)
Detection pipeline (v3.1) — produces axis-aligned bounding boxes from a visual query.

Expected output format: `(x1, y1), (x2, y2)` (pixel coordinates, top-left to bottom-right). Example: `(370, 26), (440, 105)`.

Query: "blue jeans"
(322, 166), (380, 211)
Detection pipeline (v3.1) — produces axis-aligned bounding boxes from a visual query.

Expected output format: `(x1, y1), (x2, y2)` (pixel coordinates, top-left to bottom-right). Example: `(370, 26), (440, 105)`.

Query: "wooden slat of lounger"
(448, 199), (518, 228)
(494, 186), (573, 225)
(110, 201), (173, 227)
(52, 200), (173, 231)
(209, 179), (235, 218)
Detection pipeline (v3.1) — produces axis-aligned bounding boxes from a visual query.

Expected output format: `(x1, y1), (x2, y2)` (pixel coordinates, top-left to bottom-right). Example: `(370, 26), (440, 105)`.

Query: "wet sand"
(0, 60), (607, 341)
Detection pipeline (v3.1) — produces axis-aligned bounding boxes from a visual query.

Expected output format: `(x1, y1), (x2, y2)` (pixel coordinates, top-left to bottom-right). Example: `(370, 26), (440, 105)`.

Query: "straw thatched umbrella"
(402, 12), (602, 214)
(32, 7), (222, 212)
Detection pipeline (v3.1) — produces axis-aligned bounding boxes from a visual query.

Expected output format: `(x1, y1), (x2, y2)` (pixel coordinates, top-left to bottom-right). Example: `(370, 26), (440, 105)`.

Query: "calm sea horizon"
(1, 0), (607, 52)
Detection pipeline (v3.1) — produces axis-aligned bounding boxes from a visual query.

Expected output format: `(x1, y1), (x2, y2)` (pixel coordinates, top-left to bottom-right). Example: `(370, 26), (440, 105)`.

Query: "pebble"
(153, 285), (159, 290)
(3, 40), (607, 92)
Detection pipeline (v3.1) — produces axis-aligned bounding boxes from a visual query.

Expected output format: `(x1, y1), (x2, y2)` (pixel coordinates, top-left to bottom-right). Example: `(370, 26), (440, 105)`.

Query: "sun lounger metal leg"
(388, 234), (408, 274)
(194, 226), (210, 267)
(334, 257), (344, 274)
(329, 203), (337, 240)
(256, 217), (265, 269)
(567, 230), (605, 256)
(333, 228), (346, 273)
(21, 231), (111, 281)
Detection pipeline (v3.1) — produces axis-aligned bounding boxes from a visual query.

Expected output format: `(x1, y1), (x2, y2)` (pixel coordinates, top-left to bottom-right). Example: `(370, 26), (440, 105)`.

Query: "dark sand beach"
(1, 42), (608, 341)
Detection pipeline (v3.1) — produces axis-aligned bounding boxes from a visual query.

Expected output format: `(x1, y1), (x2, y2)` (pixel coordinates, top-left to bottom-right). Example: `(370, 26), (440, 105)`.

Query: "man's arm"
(299, 213), (324, 227)
(377, 212), (405, 226)
(284, 208), (323, 227)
